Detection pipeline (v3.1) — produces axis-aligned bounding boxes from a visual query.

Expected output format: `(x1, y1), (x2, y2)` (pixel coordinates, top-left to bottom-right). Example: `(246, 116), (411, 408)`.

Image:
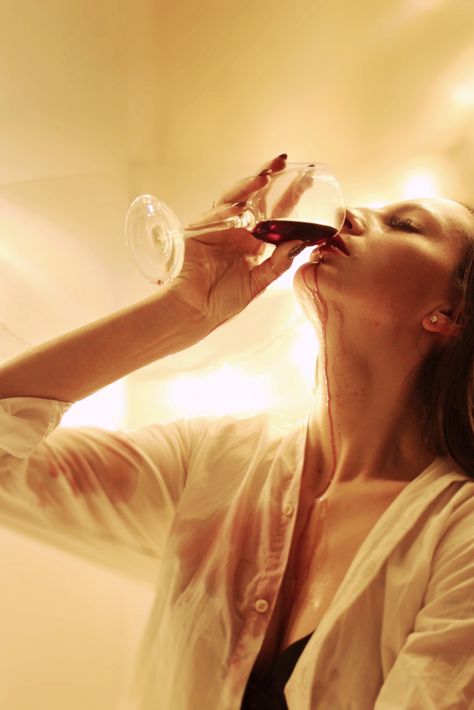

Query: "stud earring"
(430, 315), (439, 324)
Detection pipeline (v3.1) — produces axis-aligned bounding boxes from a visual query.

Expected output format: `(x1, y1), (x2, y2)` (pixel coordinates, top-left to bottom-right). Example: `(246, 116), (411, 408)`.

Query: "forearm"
(0, 286), (207, 403)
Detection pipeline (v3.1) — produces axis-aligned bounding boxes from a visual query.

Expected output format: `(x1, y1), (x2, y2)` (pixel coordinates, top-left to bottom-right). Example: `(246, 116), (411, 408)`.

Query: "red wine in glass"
(126, 163), (347, 284)
(252, 219), (346, 252)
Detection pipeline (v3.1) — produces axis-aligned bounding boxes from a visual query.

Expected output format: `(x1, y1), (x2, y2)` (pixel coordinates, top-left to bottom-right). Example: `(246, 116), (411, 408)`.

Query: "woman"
(0, 154), (473, 709)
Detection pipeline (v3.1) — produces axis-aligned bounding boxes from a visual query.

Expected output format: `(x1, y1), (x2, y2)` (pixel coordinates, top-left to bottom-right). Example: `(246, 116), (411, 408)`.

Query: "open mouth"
(308, 233), (350, 263)
(313, 234), (350, 256)
(329, 234), (350, 255)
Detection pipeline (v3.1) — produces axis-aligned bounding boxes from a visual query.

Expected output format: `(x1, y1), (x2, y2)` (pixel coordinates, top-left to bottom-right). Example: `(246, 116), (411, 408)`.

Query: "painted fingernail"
(288, 242), (307, 258)
(258, 169), (272, 176)
(278, 153), (288, 159)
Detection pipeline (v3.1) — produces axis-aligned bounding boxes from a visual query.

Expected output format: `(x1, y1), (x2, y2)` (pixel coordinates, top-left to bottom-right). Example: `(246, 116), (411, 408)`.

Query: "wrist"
(161, 282), (211, 345)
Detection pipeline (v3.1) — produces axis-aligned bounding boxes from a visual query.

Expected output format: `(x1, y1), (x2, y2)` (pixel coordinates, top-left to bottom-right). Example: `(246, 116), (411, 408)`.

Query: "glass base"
(125, 195), (184, 285)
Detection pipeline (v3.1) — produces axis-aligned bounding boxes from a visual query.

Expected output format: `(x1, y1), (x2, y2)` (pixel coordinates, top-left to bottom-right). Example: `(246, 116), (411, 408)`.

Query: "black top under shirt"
(240, 631), (314, 709)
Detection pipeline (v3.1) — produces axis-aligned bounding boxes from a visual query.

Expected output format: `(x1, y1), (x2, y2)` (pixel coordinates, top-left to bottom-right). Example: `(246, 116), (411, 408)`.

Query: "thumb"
(248, 240), (307, 296)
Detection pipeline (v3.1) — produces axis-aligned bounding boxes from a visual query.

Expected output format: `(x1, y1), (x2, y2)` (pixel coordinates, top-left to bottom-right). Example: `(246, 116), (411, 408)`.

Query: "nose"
(341, 208), (366, 236)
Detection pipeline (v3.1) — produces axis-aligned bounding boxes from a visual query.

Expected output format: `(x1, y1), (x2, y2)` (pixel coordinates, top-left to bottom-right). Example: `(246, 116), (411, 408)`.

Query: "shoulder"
(428, 471), (474, 578)
(181, 413), (304, 470)
(441, 461), (474, 521)
(184, 410), (300, 454)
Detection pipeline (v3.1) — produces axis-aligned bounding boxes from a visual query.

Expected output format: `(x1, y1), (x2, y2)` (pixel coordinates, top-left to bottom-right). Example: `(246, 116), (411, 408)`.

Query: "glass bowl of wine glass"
(125, 162), (346, 285)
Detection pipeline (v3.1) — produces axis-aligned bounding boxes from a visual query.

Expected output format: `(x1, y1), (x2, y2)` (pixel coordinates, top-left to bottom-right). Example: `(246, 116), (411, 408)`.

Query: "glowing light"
(452, 84), (474, 109)
(270, 250), (310, 290)
(165, 364), (276, 416)
(400, 171), (440, 199)
(61, 380), (126, 430)
(364, 199), (388, 209)
(288, 323), (319, 380)
(405, 0), (446, 13)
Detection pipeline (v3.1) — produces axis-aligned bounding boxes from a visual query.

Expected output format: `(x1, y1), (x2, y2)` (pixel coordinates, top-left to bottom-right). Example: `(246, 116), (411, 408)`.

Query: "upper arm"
(0, 397), (194, 579)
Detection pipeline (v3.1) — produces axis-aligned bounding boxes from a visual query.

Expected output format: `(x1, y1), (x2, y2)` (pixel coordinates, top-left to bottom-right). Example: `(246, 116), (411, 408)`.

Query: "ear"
(422, 312), (461, 337)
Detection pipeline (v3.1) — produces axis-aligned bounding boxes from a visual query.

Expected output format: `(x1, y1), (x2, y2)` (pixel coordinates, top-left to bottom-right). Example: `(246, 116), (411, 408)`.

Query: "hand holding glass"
(125, 162), (346, 285)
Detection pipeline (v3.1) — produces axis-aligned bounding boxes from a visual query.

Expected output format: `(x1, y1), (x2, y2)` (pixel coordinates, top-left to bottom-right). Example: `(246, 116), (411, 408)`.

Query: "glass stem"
(183, 209), (255, 238)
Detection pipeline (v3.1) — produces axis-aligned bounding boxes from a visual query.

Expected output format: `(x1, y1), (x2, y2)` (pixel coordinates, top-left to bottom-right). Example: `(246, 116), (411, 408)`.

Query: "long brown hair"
(417, 206), (474, 478)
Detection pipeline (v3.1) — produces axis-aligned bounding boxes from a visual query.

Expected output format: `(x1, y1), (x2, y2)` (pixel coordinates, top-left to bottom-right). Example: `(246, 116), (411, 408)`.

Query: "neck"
(305, 316), (435, 496)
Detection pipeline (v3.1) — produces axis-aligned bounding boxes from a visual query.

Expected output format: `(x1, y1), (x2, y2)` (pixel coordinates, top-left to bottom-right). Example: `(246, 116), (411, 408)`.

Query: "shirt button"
(254, 598), (269, 613)
(283, 502), (294, 517)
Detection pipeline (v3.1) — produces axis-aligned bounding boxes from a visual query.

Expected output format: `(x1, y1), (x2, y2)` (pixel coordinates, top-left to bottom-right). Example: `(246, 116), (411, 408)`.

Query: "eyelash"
(386, 216), (422, 233)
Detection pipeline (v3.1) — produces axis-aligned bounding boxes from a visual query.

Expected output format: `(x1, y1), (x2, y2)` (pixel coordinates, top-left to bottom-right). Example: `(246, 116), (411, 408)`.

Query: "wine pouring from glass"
(125, 162), (348, 285)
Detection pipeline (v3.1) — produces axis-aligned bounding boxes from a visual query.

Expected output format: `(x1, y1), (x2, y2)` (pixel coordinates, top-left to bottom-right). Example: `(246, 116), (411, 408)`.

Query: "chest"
(253, 483), (407, 676)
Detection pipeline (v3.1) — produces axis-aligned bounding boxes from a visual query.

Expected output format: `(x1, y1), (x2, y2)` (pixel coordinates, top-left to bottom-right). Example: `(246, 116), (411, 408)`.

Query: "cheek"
(380, 248), (442, 284)
(293, 245), (454, 325)
(355, 246), (453, 320)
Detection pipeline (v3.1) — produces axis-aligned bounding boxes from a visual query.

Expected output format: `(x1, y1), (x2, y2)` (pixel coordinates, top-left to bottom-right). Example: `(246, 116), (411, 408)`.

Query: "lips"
(330, 234), (350, 255)
(313, 234), (350, 257)
(307, 232), (350, 264)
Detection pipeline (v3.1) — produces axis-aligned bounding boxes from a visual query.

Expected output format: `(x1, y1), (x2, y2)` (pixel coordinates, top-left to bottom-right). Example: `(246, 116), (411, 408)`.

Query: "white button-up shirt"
(1, 396), (473, 709)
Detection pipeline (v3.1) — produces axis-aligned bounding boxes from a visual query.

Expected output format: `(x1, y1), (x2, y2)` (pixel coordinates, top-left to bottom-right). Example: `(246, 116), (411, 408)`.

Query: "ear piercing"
(430, 315), (439, 324)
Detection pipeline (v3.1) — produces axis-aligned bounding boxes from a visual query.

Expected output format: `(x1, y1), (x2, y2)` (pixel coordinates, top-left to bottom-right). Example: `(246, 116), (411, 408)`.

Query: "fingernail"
(278, 153), (288, 159)
(258, 169), (272, 176)
(288, 242), (307, 258)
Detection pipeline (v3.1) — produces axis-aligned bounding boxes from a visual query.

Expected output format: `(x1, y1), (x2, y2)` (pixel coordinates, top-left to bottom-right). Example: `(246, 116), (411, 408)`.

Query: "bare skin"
(2, 161), (469, 503)
(0, 155), (299, 402)
(293, 197), (472, 498)
(1, 157), (472, 672)
(254, 196), (474, 665)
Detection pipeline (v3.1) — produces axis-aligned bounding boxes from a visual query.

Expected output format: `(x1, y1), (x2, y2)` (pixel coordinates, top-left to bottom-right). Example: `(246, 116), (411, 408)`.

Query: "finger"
(252, 158), (303, 220)
(248, 239), (305, 296)
(187, 200), (248, 227)
(216, 173), (271, 206)
(214, 153), (288, 207)
(256, 153), (288, 176)
(272, 172), (314, 219)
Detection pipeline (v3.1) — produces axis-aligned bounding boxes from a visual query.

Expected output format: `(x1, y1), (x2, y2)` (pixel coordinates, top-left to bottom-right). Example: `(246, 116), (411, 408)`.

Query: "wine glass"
(125, 162), (346, 285)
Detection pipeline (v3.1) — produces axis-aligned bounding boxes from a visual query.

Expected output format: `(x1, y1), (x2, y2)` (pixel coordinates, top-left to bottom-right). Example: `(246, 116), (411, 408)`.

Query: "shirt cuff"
(0, 396), (72, 459)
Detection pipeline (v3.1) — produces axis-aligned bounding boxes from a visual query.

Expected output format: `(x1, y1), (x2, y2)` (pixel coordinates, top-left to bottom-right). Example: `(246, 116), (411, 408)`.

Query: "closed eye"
(386, 215), (422, 233)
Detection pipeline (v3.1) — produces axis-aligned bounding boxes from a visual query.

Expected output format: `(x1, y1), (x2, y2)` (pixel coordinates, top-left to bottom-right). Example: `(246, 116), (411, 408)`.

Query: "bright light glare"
(165, 364), (276, 416)
(61, 380), (126, 430)
(288, 323), (319, 380)
(405, 0), (445, 13)
(452, 84), (474, 108)
(401, 171), (440, 199)
(270, 250), (309, 290)
(364, 199), (387, 209)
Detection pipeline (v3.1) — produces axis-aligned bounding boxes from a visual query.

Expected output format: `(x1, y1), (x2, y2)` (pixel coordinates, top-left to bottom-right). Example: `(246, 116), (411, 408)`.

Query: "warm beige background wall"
(1, 0), (473, 708)
(0, 4), (161, 709)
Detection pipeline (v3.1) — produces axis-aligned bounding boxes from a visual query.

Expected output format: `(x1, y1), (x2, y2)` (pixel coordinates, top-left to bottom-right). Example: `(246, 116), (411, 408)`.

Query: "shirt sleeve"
(374, 493), (474, 709)
(0, 397), (195, 584)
